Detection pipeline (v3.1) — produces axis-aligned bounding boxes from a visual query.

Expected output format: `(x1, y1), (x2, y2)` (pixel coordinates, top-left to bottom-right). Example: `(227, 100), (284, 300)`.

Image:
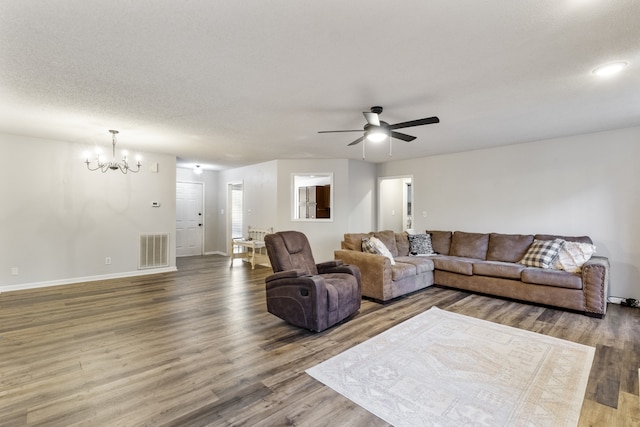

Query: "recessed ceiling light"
(592, 61), (628, 76)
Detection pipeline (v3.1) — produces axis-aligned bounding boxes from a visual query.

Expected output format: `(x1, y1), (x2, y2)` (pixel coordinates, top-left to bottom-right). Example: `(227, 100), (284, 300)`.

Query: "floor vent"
(139, 233), (169, 269)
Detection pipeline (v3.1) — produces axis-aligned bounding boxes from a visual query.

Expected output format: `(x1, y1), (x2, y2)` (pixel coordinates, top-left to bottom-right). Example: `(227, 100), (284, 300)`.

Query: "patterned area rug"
(306, 307), (594, 426)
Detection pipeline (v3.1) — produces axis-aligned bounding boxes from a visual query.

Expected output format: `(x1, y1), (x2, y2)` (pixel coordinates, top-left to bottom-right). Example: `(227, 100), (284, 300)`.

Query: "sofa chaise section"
(334, 230), (434, 302)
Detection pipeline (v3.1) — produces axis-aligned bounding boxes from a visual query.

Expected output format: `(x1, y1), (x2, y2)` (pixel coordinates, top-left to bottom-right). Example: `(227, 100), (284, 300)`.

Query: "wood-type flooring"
(1, 255), (638, 426)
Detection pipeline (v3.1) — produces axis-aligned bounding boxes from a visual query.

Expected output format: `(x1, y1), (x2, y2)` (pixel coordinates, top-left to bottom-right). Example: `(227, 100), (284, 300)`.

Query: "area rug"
(306, 307), (594, 427)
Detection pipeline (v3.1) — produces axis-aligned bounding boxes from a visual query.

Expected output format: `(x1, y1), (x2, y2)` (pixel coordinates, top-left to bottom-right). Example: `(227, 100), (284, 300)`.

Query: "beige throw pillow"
(368, 236), (396, 265)
(554, 241), (596, 273)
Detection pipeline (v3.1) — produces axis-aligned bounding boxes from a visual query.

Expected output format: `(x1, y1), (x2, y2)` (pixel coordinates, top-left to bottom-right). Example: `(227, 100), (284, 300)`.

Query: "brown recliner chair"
(264, 231), (361, 332)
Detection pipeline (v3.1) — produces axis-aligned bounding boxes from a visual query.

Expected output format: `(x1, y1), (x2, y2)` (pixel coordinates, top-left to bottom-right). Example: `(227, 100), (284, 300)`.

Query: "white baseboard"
(0, 267), (178, 293)
(204, 251), (227, 256)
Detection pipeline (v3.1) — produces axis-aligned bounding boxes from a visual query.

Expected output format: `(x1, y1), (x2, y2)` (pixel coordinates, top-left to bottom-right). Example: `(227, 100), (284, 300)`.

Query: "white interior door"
(176, 181), (204, 257)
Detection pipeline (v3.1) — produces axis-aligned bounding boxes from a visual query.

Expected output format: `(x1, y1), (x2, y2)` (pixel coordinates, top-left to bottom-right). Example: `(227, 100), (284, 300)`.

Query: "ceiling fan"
(318, 106), (440, 147)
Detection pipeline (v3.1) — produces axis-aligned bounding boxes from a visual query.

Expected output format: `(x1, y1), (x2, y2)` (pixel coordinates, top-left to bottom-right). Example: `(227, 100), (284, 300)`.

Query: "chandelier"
(85, 130), (141, 173)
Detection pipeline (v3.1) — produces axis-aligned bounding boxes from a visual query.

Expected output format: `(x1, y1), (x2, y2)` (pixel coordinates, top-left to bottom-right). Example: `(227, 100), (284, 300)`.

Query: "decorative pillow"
(518, 239), (565, 269)
(553, 241), (596, 273)
(362, 236), (396, 265)
(408, 233), (435, 256)
(361, 237), (376, 254)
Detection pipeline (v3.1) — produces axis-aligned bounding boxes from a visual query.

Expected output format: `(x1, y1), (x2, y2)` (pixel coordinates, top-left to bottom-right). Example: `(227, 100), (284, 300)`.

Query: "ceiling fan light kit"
(318, 106), (439, 159)
(592, 61), (628, 76)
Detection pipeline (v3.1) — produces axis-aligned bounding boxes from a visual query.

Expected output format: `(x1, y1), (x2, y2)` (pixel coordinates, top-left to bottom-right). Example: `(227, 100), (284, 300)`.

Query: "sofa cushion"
(426, 230), (452, 255)
(343, 233), (370, 251)
(553, 241), (597, 273)
(432, 256), (474, 276)
(408, 233), (435, 255)
(373, 230), (398, 257)
(519, 239), (564, 269)
(486, 233), (534, 263)
(472, 260), (525, 279)
(391, 262), (417, 281)
(395, 256), (435, 274)
(450, 232), (490, 260)
(521, 268), (583, 290)
(395, 231), (411, 257)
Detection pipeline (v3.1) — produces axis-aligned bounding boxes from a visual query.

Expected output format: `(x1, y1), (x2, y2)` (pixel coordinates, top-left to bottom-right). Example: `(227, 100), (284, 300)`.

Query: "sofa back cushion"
(373, 230), (398, 257)
(486, 233), (534, 263)
(450, 231), (490, 259)
(534, 234), (593, 244)
(426, 230), (452, 255)
(342, 233), (371, 251)
(395, 231), (411, 257)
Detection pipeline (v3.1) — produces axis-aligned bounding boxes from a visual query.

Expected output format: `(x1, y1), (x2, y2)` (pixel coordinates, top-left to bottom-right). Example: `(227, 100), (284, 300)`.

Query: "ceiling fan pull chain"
(389, 135), (393, 157)
(362, 139), (366, 160)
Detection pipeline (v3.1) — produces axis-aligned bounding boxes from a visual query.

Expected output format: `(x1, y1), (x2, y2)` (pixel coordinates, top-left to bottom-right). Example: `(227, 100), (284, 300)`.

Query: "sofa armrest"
(581, 256), (609, 316)
(334, 249), (392, 301)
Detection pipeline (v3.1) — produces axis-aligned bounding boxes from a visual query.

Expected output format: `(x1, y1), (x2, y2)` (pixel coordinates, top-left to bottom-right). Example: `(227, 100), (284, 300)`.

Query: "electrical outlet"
(11, 267), (18, 276)
(105, 257), (111, 265)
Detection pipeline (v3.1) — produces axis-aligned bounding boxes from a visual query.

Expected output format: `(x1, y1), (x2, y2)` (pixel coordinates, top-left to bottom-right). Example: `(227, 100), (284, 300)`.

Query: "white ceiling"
(1, 1), (638, 170)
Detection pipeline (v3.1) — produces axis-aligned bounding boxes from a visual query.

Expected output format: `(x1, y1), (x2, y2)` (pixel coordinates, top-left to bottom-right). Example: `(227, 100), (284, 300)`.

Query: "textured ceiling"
(1, 1), (638, 170)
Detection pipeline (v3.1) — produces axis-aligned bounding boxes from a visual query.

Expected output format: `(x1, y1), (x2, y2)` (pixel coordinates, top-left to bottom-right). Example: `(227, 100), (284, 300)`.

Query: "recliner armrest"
(265, 269), (308, 283)
(317, 259), (344, 270)
(317, 260), (361, 283)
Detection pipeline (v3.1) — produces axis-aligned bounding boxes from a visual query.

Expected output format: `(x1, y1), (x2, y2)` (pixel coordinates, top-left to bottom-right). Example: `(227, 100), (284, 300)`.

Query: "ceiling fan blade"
(388, 116), (440, 130)
(363, 112), (380, 126)
(318, 130), (363, 133)
(347, 136), (365, 146)
(390, 131), (416, 142)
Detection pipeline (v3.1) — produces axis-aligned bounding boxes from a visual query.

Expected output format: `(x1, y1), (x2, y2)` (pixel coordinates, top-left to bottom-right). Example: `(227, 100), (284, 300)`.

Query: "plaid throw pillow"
(408, 233), (435, 255)
(519, 239), (565, 269)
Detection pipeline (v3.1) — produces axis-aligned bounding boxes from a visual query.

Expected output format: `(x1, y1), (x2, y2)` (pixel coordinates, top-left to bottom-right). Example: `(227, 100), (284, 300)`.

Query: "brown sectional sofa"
(335, 230), (609, 317)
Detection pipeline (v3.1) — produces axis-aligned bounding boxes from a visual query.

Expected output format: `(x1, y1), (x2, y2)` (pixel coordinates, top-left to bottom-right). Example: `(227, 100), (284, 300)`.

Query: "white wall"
(0, 134), (177, 290)
(275, 159), (350, 262)
(218, 160), (279, 252)
(215, 159), (377, 263)
(378, 126), (640, 301)
(346, 159), (377, 233)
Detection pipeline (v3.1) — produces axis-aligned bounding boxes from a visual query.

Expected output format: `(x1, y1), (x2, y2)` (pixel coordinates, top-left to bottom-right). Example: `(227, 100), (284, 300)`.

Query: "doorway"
(176, 181), (204, 257)
(228, 182), (244, 252)
(378, 175), (413, 233)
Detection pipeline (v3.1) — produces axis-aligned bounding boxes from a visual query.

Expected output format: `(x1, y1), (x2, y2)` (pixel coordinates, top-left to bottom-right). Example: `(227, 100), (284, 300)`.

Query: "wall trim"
(0, 267), (178, 294)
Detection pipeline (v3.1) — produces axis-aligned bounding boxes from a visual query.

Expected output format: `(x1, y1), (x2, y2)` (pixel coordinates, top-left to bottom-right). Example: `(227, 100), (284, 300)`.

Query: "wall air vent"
(139, 233), (169, 269)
